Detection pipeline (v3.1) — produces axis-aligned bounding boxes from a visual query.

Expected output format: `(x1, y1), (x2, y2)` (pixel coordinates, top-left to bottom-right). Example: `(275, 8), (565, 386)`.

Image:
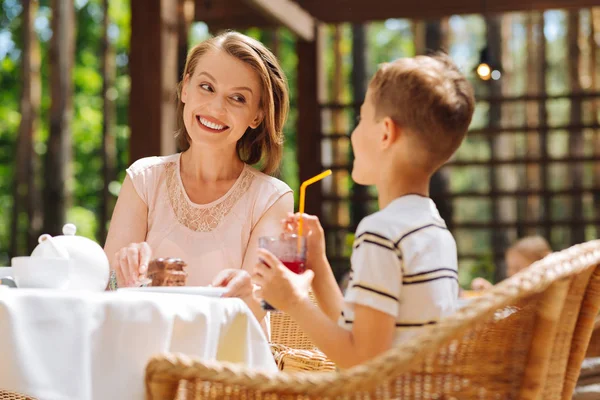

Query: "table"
(0, 289), (276, 400)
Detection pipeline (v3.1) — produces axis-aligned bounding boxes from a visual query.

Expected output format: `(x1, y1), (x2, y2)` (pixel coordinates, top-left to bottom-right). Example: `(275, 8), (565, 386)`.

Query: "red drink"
(282, 260), (305, 274)
(259, 234), (307, 310)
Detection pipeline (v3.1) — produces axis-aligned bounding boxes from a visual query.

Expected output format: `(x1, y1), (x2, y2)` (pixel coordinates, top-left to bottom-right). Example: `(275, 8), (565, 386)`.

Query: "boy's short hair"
(369, 53), (475, 167)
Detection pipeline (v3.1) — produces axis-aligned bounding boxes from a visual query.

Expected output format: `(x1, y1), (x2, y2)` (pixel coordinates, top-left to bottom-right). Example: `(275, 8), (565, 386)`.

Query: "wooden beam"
(129, 0), (178, 164)
(296, 28), (322, 217)
(241, 0), (315, 41)
(194, 0), (273, 27)
(297, 0), (600, 23)
(195, 0), (599, 26)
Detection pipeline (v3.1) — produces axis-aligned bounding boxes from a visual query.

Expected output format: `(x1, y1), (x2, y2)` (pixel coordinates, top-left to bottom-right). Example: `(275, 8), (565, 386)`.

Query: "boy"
(253, 53), (475, 368)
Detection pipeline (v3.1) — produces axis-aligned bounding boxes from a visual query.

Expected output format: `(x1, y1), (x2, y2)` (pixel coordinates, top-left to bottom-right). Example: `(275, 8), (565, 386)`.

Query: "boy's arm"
(309, 254), (345, 321)
(288, 298), (396, 369)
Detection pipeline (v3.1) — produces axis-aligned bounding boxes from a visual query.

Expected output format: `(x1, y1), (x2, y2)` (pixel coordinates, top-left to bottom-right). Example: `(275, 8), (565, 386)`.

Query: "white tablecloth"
(0, 288), (276, 400)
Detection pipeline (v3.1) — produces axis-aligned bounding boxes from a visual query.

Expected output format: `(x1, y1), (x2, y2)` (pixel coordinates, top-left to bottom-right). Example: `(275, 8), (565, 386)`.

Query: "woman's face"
(181, 48), (263, 150)
(505, 249), (533, 277)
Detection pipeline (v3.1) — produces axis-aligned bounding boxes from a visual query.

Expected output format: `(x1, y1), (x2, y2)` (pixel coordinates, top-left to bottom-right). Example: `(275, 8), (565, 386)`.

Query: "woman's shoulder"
(127, 154), (179, 177)
(245, 166), (292, 196)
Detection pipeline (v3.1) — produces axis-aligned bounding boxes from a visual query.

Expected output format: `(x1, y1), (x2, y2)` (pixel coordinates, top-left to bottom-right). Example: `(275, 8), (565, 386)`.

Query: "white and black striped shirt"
(339, 195), (458, 345)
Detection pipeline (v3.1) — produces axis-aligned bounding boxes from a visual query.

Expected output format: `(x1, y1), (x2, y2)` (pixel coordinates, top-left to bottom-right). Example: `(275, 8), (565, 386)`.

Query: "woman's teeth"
(198, 116), (226, 130)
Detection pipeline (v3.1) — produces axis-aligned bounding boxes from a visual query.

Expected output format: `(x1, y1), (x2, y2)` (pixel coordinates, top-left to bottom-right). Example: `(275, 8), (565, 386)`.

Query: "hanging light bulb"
(475, 46), (500, 81)
(477, 63), (492, 80)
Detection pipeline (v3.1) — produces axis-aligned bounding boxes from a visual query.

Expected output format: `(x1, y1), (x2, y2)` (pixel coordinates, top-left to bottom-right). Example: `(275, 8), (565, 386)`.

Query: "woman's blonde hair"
(175, 31), (289, 175)
(507, 236), (552, 265)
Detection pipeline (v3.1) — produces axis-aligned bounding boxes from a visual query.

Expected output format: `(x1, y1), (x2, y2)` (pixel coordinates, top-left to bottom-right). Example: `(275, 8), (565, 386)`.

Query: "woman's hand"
(212, 269), (253, 299)
(113, 242), (152, 287)
(471, 277), (493, 291)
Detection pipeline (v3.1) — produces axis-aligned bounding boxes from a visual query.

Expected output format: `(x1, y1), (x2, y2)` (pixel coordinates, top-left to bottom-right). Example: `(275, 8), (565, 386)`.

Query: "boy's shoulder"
(356, 195), (446, 243)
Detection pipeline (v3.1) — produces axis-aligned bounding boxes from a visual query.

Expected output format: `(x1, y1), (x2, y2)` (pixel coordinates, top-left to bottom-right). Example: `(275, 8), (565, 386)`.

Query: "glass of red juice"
(258, 234), (307, 311)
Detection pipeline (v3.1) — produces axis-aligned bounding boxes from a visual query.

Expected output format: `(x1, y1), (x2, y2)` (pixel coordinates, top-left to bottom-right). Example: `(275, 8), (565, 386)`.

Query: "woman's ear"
(250, 110), (264, 129)
(180, 74), (190, 103)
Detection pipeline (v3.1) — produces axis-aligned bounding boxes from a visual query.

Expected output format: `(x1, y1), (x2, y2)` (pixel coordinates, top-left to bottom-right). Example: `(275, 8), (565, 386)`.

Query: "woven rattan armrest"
(270, 343), (336, 372)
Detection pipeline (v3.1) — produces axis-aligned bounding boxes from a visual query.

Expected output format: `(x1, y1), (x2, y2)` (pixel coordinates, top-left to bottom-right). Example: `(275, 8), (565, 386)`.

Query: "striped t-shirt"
(339, 195), (459, 345)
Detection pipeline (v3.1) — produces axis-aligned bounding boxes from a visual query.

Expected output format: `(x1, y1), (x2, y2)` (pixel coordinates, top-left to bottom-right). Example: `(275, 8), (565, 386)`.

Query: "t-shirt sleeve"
(251, 176), (293, 228)
(398, 227), (459, 314)
(344, 218), (403, 317)
(125, 157), (160, 206)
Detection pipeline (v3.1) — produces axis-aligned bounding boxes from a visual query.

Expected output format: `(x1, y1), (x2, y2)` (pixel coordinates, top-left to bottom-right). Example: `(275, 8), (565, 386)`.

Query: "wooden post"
(129, 0), (178, 164)
(568, 10), (585, 245)
(332, 25), (347, 227)
(296, 29), (322, 217)
(486, 15), (509, 282)
(99, 0), (117, 244)
(591, 9), (600, 234)
(177, 0), (194, 80)
(350, 23), (369, 226)
(11, 0), (41, 256)
(537, 13), (551, 243)
(44, 0), (75, 237)
(496, 15), (518, 244)
(525, 13), (541, 237)
(417, 18), (454, 230)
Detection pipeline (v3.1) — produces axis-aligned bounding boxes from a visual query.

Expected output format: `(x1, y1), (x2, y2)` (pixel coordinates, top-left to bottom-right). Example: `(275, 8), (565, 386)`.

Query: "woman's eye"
(231, 95), (246, 103)
(200, 83), (214, 92)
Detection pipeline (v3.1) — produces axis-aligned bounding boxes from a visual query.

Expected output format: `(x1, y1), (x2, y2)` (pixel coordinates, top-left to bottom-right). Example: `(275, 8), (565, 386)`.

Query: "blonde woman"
(471, 236), (552, 291)
(104, 32), (292, 328)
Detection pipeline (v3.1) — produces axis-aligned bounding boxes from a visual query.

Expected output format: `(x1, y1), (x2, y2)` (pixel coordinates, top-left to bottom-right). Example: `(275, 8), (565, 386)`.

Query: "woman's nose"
(208, 96), (227, 116)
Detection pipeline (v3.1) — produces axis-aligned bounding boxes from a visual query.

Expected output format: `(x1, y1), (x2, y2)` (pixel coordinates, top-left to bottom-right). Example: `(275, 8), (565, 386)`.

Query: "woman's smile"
(196, 114), (229, 133)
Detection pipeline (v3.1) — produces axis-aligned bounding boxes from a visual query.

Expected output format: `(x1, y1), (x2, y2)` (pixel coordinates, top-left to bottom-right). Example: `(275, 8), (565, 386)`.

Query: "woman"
(470, 236), (552, 291)
(104, 32), (293, 327)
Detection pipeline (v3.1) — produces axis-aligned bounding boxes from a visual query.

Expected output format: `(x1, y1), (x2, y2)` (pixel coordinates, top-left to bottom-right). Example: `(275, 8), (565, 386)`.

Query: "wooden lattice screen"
(313, 10), (600, 284)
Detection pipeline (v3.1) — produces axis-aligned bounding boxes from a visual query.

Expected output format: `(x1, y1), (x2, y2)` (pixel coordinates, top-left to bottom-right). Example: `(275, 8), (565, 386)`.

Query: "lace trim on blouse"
(165, 162), (255, 232)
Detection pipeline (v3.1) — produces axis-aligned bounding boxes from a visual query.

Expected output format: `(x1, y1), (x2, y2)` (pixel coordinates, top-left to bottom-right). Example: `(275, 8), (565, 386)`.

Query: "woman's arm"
(104, 175), (150, 287)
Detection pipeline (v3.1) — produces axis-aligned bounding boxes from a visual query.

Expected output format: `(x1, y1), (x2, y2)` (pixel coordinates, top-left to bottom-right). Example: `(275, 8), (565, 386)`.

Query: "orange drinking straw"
(298, 170), (332, 238)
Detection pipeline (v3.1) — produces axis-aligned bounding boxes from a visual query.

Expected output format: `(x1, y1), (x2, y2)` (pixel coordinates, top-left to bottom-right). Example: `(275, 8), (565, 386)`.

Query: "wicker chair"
(269, 292), (336, 372)
(146, 240), (600, 400)
(574, 315), (600, 398)
(0, 390), (36, 400)
(584, 315), (600, 357)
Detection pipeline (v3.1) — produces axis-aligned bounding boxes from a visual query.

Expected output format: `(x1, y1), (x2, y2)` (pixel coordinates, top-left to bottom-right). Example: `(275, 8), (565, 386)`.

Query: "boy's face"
(350, 89), (382, 185)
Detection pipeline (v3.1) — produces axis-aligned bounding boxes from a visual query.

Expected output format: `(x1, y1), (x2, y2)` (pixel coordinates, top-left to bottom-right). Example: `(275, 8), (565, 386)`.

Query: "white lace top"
(126, 153), (292, 286)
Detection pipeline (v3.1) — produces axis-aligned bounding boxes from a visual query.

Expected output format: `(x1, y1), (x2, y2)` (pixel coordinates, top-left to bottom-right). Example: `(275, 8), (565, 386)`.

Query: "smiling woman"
(103, 32), (293, 331)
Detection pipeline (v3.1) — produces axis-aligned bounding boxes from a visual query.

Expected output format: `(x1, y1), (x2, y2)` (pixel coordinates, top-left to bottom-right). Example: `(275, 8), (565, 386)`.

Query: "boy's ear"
(250, 110), (264, 129)
(181, 74), (190, 103)
(381, 117), (400, 149)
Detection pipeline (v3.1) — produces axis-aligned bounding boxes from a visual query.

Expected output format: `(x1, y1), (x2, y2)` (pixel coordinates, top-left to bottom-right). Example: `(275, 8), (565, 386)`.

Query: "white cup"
(0, 267), (13, 278)
(11, 257), (70, 289)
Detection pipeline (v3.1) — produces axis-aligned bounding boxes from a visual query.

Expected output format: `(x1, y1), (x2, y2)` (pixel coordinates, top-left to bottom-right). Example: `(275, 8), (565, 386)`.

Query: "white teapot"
(31, 223), (110, 291)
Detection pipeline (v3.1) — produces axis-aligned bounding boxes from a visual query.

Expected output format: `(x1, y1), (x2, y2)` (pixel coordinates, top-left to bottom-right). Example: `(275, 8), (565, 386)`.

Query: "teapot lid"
(34, 223), (78, 259)
(62, 223), (77, 236)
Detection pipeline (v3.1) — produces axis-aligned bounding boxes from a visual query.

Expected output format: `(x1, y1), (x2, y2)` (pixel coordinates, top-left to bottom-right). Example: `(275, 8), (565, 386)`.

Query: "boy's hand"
(282, 212), (326, 269)
(253, 248), (314, 313)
